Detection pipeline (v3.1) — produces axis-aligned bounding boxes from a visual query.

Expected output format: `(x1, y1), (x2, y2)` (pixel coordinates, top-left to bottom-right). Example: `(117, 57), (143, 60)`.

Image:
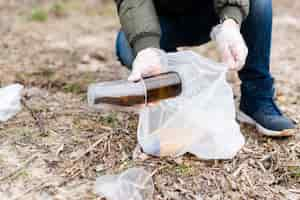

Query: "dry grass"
(0, 1), (299, 199)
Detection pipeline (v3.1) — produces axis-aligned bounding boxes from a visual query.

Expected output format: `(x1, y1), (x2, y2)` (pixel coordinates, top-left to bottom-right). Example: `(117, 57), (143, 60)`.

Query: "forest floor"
(0, 1), (299, 199)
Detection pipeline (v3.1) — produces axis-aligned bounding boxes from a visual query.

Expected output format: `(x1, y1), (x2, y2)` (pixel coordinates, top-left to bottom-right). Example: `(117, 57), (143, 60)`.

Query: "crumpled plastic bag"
(0, 84), (24, 122)
(95, 167), (154, 200)
(137, 51), (244, 159)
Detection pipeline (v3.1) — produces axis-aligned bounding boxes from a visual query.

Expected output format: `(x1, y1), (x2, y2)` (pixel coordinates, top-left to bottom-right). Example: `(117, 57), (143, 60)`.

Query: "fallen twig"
(232, 161), (247, 178)
(256, 160), (267, 173)
(56, 143), (65, 157)
(12, 181), (48, 200)
(21, 98), (46, 135)
(73, 132), (111, 162)
(0, 153), (39, 182)
(242, 169), (254, 189)
(289, 189), (300, 194)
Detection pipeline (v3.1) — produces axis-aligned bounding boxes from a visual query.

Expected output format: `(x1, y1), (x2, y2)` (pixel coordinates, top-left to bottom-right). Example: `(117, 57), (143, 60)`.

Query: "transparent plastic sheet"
(137, 51), (244, 159)
(0, 84), (24, 122)
(95, 167), (154, 200)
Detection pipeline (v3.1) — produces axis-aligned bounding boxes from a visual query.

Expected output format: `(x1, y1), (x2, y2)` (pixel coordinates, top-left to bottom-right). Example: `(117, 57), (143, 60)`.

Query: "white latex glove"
(128, 48), (168, 81)
(211, 19), (248, 71)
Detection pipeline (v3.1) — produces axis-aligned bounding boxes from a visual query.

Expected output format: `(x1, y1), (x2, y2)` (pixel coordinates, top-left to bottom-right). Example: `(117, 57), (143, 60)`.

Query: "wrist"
(222, 18), (240, 31)
(137, 48), (165, 58)
(223, 18), (238, 26)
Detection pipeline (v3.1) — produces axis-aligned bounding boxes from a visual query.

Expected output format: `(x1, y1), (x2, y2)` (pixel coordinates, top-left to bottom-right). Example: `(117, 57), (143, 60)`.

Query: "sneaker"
(237, 97), (295, 137)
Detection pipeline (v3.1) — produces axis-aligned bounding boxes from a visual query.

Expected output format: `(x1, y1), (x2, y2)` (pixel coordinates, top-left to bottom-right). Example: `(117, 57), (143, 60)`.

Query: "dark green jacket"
(115, 0), (250, 54)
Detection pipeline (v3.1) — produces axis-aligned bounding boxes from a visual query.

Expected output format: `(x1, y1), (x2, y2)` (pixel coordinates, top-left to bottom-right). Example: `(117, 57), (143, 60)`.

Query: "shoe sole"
(237, 111), (294, 137)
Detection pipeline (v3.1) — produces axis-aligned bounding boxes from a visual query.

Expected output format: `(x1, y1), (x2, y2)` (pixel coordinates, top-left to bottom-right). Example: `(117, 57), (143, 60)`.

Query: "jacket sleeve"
(115, 0), (161, 54)
(214, 0), (250, 25)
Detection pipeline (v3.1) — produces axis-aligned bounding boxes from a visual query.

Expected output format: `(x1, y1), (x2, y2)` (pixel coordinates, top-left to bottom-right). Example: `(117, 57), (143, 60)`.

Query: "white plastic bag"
(95, 167), (154, 200)
(0, 84), (24, 122)
(137, 51), (244, 159)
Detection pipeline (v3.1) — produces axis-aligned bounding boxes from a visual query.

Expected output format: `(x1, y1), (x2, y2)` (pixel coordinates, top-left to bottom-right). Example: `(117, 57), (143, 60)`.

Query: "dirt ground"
(0, 1), (299, 199)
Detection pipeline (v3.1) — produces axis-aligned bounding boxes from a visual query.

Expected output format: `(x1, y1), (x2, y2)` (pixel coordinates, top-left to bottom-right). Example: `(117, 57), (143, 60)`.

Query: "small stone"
(80, 54), (91, 64)
(77, 60), (104, 72)
(95, 164), (105, 172)
(90, 51), (107, 61)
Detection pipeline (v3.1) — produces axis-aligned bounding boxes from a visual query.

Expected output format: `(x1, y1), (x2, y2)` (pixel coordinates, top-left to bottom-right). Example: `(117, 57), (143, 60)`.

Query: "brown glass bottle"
(88, 72), (182, 107)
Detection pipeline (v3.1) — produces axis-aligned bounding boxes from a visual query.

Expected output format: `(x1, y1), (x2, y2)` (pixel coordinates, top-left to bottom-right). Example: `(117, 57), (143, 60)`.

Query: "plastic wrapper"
(137, 51), (244, 159)
(0, 84), (24, 122)
(95, 167), (154, 200)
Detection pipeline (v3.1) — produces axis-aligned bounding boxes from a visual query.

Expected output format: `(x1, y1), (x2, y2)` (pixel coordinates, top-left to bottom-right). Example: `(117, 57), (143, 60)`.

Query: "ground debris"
(0, 0), (299, 199)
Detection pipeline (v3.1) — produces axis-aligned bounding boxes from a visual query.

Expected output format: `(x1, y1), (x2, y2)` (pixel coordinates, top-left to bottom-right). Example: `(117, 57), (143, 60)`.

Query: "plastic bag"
(137, 51), (244, 159)
(0, 84), (24, 122)
(95, 167), (154, 200)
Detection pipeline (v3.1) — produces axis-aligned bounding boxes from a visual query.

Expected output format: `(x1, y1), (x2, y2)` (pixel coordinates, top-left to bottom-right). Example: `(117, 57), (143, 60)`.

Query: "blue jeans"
(116, 0), (274, 98)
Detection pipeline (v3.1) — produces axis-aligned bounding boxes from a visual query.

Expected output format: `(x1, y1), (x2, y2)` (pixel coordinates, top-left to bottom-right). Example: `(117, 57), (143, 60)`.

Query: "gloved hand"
(211, 19), (248, 71)
(128, 48), (168, 81)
